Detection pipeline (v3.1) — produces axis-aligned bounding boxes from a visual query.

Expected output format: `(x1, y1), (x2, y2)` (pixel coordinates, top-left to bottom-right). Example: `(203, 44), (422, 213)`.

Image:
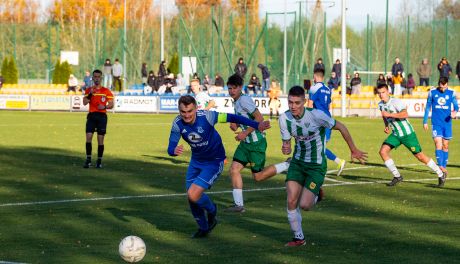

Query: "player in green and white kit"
(190, 78), (216, 110)
(225, 74), (291, 213)
(376, 84), (446, 187)
(280, 86), (367, 247)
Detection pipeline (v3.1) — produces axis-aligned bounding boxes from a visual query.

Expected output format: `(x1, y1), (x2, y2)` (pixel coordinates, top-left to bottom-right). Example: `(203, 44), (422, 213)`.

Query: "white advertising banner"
(114, 96), (157, 112)
(31, 95), (70, 110)
(0, 95), (29, 109)
(71, 95), (89, 112)
(213, 97), (289, 115)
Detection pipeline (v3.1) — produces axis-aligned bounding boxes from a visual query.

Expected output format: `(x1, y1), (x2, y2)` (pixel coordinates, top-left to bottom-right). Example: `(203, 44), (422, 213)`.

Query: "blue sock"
(443, 150), (448, 168)
(196, 193), (216, 215)
(326, 149), (337, 161)
(188, 200), (208, 231)
(435, 149), (443, 166)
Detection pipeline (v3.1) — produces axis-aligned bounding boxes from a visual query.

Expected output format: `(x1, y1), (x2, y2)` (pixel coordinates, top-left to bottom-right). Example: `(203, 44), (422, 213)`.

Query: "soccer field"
(0, 111), (459, 264)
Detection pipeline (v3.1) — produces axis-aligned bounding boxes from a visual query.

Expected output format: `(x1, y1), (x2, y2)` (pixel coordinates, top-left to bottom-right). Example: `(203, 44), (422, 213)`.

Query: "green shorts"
(383, 133), (422, 154)
(232, 138), (267, 172)
(286, 158), (327, 195)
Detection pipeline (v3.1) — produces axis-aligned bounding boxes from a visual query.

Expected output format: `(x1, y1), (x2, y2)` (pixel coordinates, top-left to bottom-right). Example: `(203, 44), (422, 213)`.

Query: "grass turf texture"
(0, 111), (459, 264)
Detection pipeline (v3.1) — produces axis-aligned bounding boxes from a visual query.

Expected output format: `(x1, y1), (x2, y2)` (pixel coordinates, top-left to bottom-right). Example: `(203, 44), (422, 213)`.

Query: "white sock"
(334, 157), (341, 164)
(274, 161), (290, 174)
(287, 208), (304, 240)
(427, 159), (443, 177)
(232, 189), (244, 206)
(384, 159), (401, 178)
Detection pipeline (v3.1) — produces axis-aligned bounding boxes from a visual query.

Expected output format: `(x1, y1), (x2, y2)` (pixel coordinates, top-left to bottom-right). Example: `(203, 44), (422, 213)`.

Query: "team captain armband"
(217, 112), (259, 129)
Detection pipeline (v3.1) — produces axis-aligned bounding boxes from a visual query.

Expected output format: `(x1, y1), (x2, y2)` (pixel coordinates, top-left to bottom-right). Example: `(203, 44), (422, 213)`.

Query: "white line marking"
(0, 261), (28, 264)
(0, 165), (458, 208)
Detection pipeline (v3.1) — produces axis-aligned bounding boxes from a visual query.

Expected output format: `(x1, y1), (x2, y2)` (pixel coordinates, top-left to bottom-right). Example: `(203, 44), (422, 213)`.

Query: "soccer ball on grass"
(119, 235), (146, 263)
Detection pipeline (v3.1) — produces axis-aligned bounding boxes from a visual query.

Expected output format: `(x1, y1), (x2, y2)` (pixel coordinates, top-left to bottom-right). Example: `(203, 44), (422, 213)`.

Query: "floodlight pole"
(283, 0), (288, 93)
(340, 0), (347, 117)
(160, 0), (165, 61)
(123, 0), (127, 91)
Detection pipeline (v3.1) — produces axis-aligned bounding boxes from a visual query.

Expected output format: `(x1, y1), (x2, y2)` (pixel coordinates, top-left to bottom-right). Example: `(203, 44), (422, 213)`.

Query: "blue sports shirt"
(168, 110), (260, 162)
(423, 87), (458, 125)
(309, 82), (332, 117)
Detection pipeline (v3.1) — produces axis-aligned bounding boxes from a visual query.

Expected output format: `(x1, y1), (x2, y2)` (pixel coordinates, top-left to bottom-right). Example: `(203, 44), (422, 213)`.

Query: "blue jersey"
(423, 87), (458, 126)
(168, 110), (226, 162)
(309, 82), (332, 117)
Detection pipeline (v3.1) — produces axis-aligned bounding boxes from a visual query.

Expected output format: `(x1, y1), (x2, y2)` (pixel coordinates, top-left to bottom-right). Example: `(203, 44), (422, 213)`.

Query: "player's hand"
(451, 111), (457, 119)
(97, 104), (106, 110)
(174, 145), (184, 156)
(258, 120), (271, 131)
(350, 148), (368, 164)
(423, 124), (428, 131)
(282, 141), (291, 155)
(229, 123), (238, 131)
(381, 111), (391, 118)
(234, 131), (248, 141)
(384, 127), (390, 134)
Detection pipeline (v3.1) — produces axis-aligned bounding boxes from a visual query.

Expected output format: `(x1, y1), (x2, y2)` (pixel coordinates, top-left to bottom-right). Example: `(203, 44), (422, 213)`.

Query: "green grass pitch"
(0, 111), (459, 264)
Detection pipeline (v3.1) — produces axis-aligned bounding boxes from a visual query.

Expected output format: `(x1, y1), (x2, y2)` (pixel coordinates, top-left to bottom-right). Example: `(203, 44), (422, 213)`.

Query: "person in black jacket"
(257, 63), (270, 95)
(234, 57), (248, 81)
(141, 62), (148, 86)
(158, 60), (168, 86)
(391, 57), (404, 77)
(331, 59), (341, 80)
(247, 74), (261, 94)
(456, 60), (460, 82)
(314, 58), (325, 72)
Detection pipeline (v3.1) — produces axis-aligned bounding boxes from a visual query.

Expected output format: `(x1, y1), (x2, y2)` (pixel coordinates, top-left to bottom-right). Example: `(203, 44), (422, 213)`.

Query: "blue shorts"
(185, 159), (225, 190)
(326, 128), (332, 142)
(432, 124), (452, 140)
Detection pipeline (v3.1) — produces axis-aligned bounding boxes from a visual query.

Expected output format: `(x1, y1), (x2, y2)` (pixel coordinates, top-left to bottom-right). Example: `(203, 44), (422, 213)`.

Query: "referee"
(83, 69), (114, 168)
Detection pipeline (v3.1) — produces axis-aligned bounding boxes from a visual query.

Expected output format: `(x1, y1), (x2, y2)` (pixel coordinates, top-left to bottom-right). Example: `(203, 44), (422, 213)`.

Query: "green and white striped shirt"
(378, 97), (415, 137)
(279, 107), (336, 164)
(234, 94), (265, 143)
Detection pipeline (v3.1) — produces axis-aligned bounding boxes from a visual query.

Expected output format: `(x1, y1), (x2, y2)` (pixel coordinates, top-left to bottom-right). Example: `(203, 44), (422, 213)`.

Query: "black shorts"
(86, 112), (108, 135)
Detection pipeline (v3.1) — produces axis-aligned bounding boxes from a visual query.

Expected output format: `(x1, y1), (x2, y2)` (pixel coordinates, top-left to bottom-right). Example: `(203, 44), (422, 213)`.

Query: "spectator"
(386, 75), (394, 94)
(158, 73), (176, 94)
(0, 75), (4, 90)
(314, 58), (325, 72)
(392, 71), (403, 96)
(174, 73), (188, 95)
(404, 73), (415, 96)
(416, 58), (432, 86)
(331, 59), (342, 81)
(350, 73), (361, 95)
(147, 71), (157, 92)
(391, 57), (404, 77)
(214, 73), (224, 87)
(234, 57), (248, 80)
(375, 74), (387, 94)
(257, 63), (270, 95)
(456, 60), (460, 82)
(247, 73), (261, 94)
(158, 60), (168, 86)
(103, 58), (112, 89)
(203, 74), (212, 91)
(208, 73), (224, 94)
(327, 71), (340, 89)
(268, 82), (281, 119)
(112, 58), (123, 92)
(68, 74), (79, 92)
(438, 57), (452, 80)
(82, 70), (92, 92)
(141, 62), (148, 86)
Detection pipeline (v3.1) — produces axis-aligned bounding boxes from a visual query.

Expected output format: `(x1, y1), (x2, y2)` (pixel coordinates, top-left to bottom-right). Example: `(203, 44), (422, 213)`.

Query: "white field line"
(0, 164), (458, 208)
(0, 261), (28, 264)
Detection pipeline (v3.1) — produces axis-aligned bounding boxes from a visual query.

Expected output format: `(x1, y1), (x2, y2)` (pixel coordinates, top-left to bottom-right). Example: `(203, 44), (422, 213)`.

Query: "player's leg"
(95, 114), (108, 168)
(379, 137), (403, 186)
(325, 129), (346, 176)
(226, 143), (250, 212)
(252, 140), (290, 182)
(84, 113), (96, 168)
(441, 125), (452, 170)
(285, 181), (306, 246)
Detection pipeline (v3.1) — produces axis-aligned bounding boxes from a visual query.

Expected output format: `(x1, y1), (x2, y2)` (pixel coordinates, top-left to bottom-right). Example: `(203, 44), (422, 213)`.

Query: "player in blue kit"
(167, 95), (270, 238)
(308, 68), (346, 176)
(423, 77), (458, 186)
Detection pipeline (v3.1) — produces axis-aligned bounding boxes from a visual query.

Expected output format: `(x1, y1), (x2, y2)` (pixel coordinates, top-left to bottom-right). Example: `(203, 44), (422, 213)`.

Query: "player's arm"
(235, 109), (263, 141)
(106, 97), (114, 109)
(279, 115), (292, 155)
(332, 120), (368, 164)
(217, 112), (270, 132)
(381, 109), (408, 119)
(452, 92), (459, 118)
(83, 89), (92, 105)
(423, 91), (432, 130)
(167, 123), (183, 156)
(204, 99), (216, 110)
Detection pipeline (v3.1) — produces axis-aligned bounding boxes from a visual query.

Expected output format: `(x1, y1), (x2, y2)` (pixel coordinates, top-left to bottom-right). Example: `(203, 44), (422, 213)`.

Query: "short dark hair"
(288, 86), (306, 97)
(377, 83), (389, 90)
(439, 77), (448, 85)
(93, 69), (102, 75)
(227, 74), (243, 87)
(314, 68), (325, 77)
(178, 95), (197, 107)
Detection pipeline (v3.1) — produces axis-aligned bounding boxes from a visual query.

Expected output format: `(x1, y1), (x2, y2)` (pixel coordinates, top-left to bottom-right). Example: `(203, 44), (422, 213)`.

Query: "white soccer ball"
(119, 235), (146, 263)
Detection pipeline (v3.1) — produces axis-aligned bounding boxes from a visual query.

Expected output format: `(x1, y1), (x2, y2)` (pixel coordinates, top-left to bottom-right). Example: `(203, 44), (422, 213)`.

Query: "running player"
(83, 69), (114, 168)
(423, 77), (458, 185)
(308, 68), (346, 176)
(190, 78), (216, 110)
(376, 84), (446, 187)
(167, 95), (270, 238)
(280, 86), (367, 246)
